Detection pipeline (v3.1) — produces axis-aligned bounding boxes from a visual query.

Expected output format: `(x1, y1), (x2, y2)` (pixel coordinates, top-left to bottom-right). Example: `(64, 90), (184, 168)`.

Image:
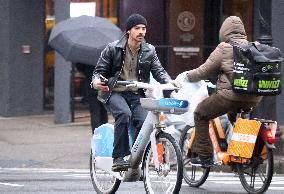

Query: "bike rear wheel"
(179, 125), (210, 187)
(89, 150), (121, 194)
(143, 132), (183, 194)
(238, 144), (273, 194)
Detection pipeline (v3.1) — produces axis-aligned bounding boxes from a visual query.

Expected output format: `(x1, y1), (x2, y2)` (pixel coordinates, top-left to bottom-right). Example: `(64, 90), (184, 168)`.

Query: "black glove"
(107, 77), (116, 88)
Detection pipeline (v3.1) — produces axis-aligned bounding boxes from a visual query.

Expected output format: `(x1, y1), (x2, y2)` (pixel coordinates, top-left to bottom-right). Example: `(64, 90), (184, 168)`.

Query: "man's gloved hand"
(170, 80), (181, 90)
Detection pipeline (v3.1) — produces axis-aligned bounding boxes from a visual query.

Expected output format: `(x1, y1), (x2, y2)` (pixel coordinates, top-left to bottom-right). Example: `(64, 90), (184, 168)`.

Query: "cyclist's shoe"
(190, 156), (214, 168)
(112, 157), (131, 172)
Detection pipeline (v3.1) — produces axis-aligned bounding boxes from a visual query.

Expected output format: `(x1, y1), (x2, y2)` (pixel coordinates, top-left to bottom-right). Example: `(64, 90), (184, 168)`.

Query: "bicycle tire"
(143, 132), (183, 194)
(237, 144), (274, 194)
(89, 150), (121, 194)
(179, 125), (210, 187)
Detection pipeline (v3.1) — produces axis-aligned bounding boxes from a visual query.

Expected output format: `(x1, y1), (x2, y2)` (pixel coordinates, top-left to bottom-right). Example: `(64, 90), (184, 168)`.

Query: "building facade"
(0, 0), (45, 116)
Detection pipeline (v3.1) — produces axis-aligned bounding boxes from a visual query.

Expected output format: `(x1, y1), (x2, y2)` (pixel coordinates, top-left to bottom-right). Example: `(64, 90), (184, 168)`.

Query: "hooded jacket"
(93, 33), (171, 103)
(187, 16), (262, 103)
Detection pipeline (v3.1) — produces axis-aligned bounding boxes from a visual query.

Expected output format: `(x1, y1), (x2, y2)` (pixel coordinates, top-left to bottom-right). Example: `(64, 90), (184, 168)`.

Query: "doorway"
(164, 0), (254, 77)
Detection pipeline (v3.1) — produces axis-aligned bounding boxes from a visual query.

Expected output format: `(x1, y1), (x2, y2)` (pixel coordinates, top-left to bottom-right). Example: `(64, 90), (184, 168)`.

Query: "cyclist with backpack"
(184, 16), (262, 167)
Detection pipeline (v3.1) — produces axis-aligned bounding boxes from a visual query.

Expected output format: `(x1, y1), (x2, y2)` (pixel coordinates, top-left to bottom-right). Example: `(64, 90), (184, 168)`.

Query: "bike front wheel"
(179, 125), (210, 187)
(143, 132), (183, 194)
(237, 143), (274, 194)
(89, 150), (121, 194)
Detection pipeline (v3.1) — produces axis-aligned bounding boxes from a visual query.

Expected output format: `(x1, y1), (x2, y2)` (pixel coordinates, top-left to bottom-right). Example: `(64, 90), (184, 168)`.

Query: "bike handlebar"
(116, 80), (135, 86)
(116, 80), (178, 91)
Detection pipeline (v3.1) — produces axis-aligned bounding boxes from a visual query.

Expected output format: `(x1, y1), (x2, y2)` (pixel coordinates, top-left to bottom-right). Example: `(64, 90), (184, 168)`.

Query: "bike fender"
(265, 141), (276, 149)
(164, 125), (176, 134)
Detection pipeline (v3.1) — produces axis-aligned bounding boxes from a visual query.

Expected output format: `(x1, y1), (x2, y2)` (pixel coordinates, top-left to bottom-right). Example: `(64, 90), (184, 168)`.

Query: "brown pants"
(193, 93), (258, 158)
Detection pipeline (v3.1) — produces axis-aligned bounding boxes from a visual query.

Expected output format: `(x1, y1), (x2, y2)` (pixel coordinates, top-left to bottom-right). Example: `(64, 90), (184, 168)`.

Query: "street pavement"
(0, 111), (283, 171)
(0, 111), (284, 193)
(0, 168), (284, 193)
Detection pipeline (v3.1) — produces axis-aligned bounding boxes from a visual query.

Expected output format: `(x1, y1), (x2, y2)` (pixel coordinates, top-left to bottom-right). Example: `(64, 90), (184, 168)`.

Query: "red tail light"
(265, 130), (275, 144)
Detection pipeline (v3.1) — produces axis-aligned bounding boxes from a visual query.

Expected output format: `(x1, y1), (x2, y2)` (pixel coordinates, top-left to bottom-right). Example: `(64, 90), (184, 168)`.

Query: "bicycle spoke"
(191, 166), (196, 180)
(90, 153), (120, 193)
(249, 168), (256, 188)
(179, 126), (210, 187)
(144, 134), (182, 193)
(257, 167), (266, 183)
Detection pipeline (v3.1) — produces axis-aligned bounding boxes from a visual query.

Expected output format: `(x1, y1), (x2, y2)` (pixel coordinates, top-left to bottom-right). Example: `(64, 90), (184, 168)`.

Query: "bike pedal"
(112, 167), (129, 172)
(112, 165), (131, 172)
(189, 162), (202, 167)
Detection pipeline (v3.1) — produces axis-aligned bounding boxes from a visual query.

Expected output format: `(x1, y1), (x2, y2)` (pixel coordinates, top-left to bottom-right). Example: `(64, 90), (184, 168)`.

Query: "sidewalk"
(0, 112), (284, 173)
(0, 111), (93, 169)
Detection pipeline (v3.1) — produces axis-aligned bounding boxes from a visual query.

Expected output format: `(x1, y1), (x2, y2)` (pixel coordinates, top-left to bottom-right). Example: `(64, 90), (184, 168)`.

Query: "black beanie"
(126, 14), (147, 31)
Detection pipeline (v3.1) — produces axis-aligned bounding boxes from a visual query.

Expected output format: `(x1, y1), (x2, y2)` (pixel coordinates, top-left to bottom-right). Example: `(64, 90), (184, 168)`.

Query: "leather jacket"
(92, 34), (171, 103)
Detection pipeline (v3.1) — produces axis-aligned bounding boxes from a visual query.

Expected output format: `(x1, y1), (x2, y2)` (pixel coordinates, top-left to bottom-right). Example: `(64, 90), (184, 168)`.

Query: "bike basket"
(91, 123), (114, 157)
(227, 118), (261, 158)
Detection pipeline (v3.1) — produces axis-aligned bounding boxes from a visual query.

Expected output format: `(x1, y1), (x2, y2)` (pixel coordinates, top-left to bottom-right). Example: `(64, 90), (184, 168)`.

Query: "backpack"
(231, 42), (283, 96)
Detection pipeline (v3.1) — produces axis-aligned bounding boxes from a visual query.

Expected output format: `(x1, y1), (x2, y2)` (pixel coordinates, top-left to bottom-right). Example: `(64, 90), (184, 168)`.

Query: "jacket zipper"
(138, 51), (143, 81)
(104, 49), (125, 103)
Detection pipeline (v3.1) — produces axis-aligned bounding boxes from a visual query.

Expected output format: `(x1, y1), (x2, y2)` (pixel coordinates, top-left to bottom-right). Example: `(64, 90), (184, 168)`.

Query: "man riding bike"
(92, 14), (174, 172)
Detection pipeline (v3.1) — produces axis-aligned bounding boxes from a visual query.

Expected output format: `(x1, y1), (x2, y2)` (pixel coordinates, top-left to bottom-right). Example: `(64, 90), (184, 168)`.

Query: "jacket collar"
(115, 33), (151, 52)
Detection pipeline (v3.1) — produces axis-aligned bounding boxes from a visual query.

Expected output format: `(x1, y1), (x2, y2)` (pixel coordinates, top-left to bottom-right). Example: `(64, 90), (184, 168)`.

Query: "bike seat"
(140, 98), (188, 114)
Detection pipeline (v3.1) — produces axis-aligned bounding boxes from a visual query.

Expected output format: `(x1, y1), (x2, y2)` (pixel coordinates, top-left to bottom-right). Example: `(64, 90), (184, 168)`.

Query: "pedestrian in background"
(76, 63), (108, 134)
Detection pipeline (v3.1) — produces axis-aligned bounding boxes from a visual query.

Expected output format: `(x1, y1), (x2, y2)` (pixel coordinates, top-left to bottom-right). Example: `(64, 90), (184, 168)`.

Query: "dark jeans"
(105, 91), (148, 158)
(193, 93), (258, 158)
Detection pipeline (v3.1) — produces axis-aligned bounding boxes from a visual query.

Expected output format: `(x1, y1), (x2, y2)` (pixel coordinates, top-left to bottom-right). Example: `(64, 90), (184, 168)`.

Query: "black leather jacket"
(93, 34), (171, 103)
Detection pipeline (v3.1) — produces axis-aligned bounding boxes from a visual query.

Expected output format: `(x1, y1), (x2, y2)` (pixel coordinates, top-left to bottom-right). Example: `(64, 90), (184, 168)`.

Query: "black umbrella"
(48, 15), (122, 65)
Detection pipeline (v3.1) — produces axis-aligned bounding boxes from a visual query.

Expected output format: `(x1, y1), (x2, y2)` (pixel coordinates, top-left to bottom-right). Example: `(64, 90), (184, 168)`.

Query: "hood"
(219, 16), (247, 42)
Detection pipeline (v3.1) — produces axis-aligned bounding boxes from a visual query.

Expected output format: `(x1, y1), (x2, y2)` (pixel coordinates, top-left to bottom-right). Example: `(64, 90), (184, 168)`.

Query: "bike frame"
(128, 111), (160, 169)
(94, 81), (188, 181)
(208, 119), (232, 164)
(94, 111), (162, 180)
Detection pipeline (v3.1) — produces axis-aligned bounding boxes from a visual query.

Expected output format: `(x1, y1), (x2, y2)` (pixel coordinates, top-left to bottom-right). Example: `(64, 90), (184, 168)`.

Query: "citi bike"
(179, 108), (277, 194)
(90, 81), (187, 194)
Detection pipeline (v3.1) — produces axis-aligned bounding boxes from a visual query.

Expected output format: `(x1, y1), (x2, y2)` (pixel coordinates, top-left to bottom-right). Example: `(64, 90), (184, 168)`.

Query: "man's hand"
(93, 80), (109, 92)
(170, 80), (181, 89)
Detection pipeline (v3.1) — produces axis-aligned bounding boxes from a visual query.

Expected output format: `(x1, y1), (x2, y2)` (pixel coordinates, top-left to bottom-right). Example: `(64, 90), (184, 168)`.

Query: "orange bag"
(227, 118), (261, 158)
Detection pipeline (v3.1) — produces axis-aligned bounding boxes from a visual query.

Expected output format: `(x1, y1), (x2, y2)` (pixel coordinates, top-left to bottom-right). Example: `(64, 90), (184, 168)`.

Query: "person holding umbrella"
(75, 63), (108, 134)
(92, 13), (175, 172)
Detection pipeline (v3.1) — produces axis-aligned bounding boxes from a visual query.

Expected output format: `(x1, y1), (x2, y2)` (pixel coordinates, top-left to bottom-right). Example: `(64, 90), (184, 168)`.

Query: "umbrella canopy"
(48, 15), (122, 65)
